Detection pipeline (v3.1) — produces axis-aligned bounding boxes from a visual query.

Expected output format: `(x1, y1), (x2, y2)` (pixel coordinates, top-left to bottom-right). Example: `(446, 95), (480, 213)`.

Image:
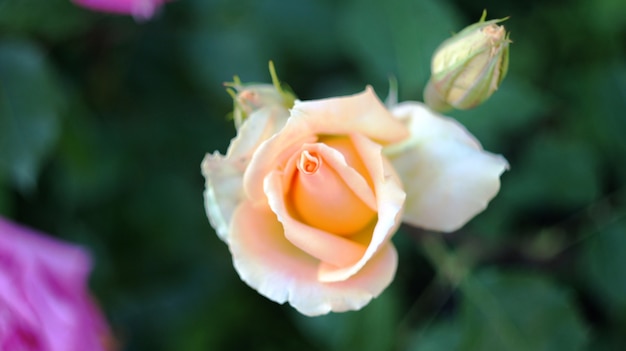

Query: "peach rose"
(202, 87), (507, 316)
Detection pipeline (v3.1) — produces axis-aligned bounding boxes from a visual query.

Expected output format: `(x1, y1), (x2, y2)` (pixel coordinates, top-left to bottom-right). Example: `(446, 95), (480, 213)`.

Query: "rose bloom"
(202, 87), (507, 316)
(73, 0), (167, 20)
(0, 217), (110, 351)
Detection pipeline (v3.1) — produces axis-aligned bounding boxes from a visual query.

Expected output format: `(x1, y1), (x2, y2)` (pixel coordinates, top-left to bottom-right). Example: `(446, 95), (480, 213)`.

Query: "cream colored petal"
(386, 102), (508, 232)
(244, 87), (409, 205)
(201, 152), (244, 241)
(229, 201), (398, 316)
(201, 106), (289, 241)
(227, 105), (290, 162)
(291, 86), (409, 145)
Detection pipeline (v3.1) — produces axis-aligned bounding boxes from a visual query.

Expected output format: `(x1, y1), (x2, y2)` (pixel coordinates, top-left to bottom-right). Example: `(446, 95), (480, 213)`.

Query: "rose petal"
(287, 142), (377, 235)
(290, 86), (409, 145)
(244, 87), (409, 205)
(317, 134), (405, 282)
(229, 201), (398, 316)
(265, 170), (368, 267)
(202, 106), (289, 240)
(0, 218), (108, 351)
(263, 133), (404, 283)
(73, 0), (167, 19)
(386, 102), (508, 232)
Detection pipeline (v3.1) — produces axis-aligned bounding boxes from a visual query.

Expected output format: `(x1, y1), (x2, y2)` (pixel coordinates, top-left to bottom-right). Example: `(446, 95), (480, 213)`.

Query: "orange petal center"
(289, 141), (376, 236)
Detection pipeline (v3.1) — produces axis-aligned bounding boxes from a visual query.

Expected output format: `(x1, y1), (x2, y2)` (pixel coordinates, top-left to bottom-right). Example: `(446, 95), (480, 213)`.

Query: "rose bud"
(424, 11), (511, 111)
(226, 62), (296, 129)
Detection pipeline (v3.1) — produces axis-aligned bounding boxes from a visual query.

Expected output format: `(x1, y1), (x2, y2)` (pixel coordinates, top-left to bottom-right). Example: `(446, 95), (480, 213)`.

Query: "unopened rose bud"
(424, 11), (511, 111)
(226, 62), (296, 128)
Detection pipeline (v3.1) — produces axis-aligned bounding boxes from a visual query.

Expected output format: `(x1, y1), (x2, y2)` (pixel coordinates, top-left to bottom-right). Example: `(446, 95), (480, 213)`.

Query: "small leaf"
(0, 39), (65, 191)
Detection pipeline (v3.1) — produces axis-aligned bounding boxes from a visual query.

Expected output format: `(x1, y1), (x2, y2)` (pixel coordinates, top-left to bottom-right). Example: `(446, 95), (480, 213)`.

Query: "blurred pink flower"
(73, 0), (168, 20)
(0, 217), (111, 351)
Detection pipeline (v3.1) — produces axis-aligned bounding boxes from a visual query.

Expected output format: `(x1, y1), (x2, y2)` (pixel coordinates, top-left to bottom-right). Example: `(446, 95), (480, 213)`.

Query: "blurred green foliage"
(1, 0), (625, 350)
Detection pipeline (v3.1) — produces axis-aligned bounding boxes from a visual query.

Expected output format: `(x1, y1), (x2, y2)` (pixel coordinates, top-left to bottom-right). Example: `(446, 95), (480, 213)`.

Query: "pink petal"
(73, 0), (167, 19)
(0, 218), (109, 351)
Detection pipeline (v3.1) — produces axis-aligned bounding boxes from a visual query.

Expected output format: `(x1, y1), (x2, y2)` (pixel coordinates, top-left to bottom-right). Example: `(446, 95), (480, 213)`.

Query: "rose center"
(289, 141), (376, 236)
(298, 150), (320, 174)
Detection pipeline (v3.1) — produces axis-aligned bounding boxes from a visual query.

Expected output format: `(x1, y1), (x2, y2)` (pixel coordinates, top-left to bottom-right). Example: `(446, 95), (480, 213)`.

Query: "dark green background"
(1, 0), (625, 350)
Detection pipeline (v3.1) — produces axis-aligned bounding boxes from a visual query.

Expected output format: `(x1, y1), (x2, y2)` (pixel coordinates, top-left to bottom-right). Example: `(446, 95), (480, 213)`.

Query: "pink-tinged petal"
(229, 201), (398, 316)
(386, 102), (508, 232)
(202, 106), (289, 240)
(73, 0), (167, 19)
(244, 87), (409, 205)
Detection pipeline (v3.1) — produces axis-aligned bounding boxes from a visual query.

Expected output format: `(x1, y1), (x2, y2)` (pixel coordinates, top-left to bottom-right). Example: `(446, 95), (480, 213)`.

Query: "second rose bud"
(424, 11), (511, 111)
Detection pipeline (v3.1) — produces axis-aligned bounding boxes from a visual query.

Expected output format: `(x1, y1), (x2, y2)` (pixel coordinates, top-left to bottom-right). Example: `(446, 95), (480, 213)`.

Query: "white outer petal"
(201, 106), (289, 241)
(386, 102), (509, 232)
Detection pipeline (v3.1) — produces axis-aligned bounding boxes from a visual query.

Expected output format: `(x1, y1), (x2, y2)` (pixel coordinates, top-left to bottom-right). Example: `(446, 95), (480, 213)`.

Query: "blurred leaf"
(458, 269), (589, 351)
(0, 0), (92, 40)
(0, 174), (10, 216)
(406, 320), (461, 351)
(505, 135), (601, 210)
(255, 0), (338, 64)
(577, 0), (626, 39)
(294, 287), (399, 351)
(183, 27), (270, 94)
(451, 76), (550, 150)
(579, 216), (626, 313)
(0, 39), (65, 191)
(557, 63), (626, 178)
(340, 0), (462, 101)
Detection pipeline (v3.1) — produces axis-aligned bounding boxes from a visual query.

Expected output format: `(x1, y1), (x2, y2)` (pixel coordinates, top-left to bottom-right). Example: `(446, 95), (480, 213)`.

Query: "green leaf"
(575, 0), (626, 38)
(0, 0), (93, 40)
(579, 216), (626, 314)
(458, 269), (589, 351)
(504, 135), (601, 210)
(557, 63), (626, 178)
(0, 39), (65, 191)
(450, 77), (550, 150)
(406, 320), (462, 351)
